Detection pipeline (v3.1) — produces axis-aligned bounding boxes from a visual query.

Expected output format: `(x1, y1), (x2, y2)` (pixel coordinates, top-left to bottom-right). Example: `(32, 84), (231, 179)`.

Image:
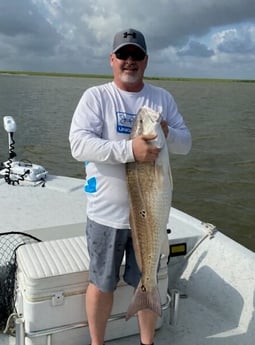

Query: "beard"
(120, 65), (143, 84)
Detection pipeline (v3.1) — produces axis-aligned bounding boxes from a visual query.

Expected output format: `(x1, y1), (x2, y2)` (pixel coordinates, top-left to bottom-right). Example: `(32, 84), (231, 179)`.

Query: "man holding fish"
(69, 28), (191, 345)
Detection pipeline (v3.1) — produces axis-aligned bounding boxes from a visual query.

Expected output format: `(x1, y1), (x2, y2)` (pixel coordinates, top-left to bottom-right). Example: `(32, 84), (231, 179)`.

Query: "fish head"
(131, 106), (162, 139)
(131, 106), (166, 149)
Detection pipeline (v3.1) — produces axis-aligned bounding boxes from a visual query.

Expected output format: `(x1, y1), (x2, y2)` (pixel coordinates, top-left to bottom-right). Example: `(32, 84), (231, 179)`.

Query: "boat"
(1, 116), (255, 345)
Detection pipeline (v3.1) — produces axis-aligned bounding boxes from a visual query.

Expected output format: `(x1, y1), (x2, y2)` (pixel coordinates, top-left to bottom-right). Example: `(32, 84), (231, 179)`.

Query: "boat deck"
(1, 175), (255, 345)
(110, 296), (252, 345)
(0, 175), (86, 239)
(1, 295), (251, 345)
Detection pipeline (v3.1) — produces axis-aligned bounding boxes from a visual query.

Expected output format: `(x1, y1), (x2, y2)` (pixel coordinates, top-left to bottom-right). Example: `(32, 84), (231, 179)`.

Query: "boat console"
(0, 116), (48, 184)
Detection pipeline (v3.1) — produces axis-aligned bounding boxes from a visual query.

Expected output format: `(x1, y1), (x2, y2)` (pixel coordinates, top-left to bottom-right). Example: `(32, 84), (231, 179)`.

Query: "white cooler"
(16, 236), (169, 345)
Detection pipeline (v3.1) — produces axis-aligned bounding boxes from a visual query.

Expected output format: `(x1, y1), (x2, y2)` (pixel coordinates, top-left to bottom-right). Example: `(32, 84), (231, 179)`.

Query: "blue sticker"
(84, 177), (97, 193)
(116, 111), (136, 134)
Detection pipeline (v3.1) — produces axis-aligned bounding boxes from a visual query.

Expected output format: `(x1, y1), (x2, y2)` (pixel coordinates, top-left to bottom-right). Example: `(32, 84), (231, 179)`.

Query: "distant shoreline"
(0, 70), (254, 83)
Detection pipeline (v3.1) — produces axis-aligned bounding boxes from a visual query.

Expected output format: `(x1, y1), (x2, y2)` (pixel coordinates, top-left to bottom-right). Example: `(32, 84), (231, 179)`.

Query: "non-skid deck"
(109, 294), (252, 345)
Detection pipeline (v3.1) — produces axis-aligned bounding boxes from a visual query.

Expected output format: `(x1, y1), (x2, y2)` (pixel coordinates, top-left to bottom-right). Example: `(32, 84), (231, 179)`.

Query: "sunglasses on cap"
(115, 47), (146, 61)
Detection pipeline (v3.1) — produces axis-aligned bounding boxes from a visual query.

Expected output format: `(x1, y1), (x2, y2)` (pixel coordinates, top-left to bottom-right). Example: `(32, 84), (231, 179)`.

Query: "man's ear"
(109, 53), (114, 67)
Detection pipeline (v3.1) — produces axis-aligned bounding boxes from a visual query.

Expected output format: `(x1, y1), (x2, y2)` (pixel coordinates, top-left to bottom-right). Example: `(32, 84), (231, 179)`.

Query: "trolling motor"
(0, 116), (48, 184)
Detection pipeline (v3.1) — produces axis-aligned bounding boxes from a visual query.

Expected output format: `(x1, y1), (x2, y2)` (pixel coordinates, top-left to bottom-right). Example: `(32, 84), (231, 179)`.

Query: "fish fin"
(126, 283), (162, 321)
(129, 212), (143, 271)
(168, 164), (173, 191)
(161, 235), (170, 258)
(154, 163), (164, 188)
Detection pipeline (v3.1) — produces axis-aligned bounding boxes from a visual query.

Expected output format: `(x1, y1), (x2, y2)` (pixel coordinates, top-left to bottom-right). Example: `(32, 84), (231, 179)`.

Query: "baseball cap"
(112, 28), (147, 53)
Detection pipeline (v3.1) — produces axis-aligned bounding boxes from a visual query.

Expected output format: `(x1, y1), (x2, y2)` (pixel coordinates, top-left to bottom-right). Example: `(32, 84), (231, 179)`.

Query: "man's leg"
(86, 283), (113, 345)
(85, 219), (130, 345)
(138, 309), (157, 345)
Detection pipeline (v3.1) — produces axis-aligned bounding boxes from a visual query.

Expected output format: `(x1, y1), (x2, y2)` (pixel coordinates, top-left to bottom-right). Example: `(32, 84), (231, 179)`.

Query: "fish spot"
(141, 285), (146, 292)
(139, 210), (146, 218)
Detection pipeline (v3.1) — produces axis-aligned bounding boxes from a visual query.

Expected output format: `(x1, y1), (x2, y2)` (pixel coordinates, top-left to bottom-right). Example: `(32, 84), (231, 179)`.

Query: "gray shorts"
(86, 217), (141, 292)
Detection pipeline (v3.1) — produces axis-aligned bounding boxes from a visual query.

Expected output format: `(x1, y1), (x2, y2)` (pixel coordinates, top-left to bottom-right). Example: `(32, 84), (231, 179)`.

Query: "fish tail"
(126, 282), (162, 321)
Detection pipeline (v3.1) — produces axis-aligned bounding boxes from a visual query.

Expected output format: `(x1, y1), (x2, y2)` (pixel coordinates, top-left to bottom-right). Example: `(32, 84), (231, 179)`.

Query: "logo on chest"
(116, 111), (136, 134)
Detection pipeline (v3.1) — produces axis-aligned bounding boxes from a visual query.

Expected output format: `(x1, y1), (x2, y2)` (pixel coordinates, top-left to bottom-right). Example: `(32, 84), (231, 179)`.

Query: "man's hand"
(132, 134), (160, 162)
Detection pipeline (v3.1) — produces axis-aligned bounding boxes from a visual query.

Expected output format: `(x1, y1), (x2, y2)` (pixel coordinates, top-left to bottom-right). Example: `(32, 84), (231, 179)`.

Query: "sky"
(0, 0), (255, 79)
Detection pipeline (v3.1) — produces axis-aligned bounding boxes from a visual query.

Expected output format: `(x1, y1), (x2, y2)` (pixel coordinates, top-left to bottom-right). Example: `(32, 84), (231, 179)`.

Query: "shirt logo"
(116, 111), (136, 134)
(84, 177), (97, 193)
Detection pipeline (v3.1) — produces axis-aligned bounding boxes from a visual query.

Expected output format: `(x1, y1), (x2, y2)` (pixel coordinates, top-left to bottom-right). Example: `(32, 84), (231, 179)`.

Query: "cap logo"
(123, 31), (136, 39)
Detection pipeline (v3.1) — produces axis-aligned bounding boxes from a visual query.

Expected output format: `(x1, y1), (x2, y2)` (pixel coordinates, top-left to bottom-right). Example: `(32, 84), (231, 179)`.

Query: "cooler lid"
(16, 236), (89, 296)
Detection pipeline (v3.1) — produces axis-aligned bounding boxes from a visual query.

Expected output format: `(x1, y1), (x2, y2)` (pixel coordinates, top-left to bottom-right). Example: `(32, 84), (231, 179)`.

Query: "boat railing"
(15, 293), (174, 345)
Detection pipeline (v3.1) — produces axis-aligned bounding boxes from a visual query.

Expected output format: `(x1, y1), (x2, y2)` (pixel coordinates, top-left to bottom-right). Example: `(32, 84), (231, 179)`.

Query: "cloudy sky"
(0, 0), (255, 79)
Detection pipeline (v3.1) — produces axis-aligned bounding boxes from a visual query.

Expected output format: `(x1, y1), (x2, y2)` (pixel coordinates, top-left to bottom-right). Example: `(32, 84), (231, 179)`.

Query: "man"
(69, 28), (192, 345)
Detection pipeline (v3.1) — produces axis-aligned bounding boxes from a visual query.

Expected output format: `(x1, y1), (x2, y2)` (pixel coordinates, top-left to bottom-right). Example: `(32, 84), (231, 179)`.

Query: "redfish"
(126, 106), (172, 320)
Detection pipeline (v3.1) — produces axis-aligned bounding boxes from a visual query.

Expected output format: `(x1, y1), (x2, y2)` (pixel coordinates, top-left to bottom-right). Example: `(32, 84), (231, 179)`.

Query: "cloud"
(0, 0), (255, 78)
(0, 0), (61, 54)
(214, 25), (255, 54)
(177, 41), (215, 57)
(38, 0), (255, 51)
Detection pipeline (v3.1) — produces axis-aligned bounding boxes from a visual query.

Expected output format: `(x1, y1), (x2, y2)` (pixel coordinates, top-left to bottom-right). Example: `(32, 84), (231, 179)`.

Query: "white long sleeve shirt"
(69, 81), (191, 228)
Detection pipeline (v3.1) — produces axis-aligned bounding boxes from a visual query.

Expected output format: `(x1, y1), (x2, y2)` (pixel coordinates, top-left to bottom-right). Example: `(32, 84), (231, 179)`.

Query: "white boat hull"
(1, 175), (255, 345)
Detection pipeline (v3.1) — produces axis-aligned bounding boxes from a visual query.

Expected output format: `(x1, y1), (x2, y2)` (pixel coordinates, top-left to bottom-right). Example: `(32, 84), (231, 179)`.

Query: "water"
(0, 74), (254, 251)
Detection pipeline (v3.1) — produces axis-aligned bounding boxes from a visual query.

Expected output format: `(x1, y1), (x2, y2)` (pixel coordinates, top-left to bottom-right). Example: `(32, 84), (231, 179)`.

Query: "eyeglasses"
(115, 48), (146, 61)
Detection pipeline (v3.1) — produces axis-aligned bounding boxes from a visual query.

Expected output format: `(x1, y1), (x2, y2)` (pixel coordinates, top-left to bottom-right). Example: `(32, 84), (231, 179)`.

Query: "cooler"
(16, 236), (169, 345)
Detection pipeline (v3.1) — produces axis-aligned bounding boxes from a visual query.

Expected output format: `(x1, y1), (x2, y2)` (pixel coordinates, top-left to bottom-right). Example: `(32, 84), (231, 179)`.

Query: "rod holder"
(15, 317), (25, 345)
(169, 289), (180, 326)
